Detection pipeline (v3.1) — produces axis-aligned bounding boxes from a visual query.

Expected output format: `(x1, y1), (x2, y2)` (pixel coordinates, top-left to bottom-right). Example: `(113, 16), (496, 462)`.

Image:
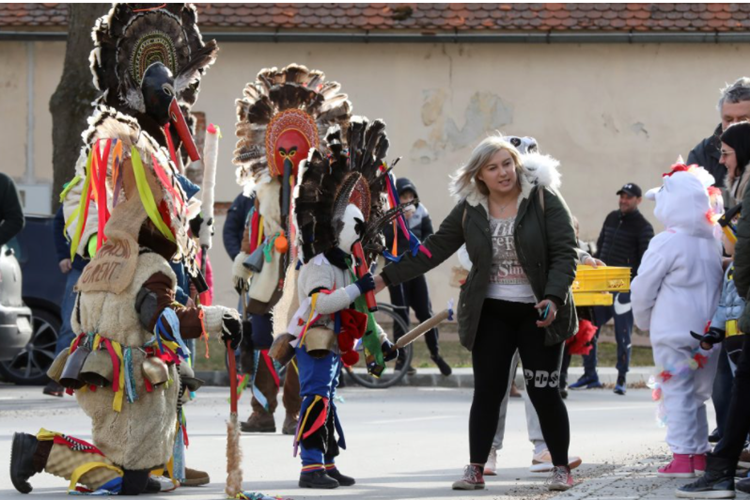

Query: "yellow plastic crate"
(573, 291), (614, 306)
(572, 265), (631, 293)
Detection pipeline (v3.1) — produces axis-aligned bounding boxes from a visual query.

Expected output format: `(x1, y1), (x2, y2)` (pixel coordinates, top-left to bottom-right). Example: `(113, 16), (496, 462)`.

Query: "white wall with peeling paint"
(2, 39), (745, 313)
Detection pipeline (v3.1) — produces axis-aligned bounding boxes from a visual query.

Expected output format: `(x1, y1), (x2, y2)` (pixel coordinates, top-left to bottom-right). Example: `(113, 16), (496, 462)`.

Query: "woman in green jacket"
(374, 135), (579, 492)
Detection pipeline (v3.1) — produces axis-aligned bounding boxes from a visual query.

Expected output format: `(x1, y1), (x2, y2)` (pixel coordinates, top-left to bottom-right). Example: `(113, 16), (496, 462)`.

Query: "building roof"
(2, 3), (750, 33)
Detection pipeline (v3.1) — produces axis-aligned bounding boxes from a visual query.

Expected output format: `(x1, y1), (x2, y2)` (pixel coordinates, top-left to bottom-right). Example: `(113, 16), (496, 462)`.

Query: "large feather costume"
(232, 64), (352, 314)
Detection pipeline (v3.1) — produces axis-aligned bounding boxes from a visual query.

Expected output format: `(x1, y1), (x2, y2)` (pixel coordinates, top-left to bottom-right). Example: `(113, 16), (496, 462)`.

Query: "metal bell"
(243, 246), (265, 273)
(79, 349), (114, 387)
(269, 333), (295, 366)
(142, 356), (170, 386)
(304, 327), (336, 359)
(47, 347), (70, 383)
(60, 345), (91, 389)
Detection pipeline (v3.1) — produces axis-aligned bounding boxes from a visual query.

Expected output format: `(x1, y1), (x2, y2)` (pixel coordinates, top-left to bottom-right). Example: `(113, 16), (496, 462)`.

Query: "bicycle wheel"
(345, 302), (413, 389)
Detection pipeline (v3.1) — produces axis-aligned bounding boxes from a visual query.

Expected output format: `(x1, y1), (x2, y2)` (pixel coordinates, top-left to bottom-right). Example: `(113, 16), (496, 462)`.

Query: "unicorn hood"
(651, 170), (715, 239)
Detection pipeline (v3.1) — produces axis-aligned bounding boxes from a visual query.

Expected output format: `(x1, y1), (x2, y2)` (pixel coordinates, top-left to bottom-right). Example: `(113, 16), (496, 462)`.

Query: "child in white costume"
(632, 166), (724, 478)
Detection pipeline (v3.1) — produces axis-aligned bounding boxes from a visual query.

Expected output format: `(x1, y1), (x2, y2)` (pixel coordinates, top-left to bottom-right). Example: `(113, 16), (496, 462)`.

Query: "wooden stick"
(225, 340), (242, 497)
(394, 309), (451, 349)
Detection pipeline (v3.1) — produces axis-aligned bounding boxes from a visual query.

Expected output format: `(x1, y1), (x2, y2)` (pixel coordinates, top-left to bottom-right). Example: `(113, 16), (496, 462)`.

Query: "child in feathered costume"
(287, 118), (420, 489)
(631, 163), (724, 478)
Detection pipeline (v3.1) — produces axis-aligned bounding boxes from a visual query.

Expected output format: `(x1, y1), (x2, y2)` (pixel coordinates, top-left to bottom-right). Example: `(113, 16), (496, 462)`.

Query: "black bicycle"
(344, 302), (414, 389)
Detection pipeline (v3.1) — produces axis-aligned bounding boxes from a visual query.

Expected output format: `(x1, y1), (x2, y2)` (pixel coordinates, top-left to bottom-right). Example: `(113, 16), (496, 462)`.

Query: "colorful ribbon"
(130, 147), (175, 242)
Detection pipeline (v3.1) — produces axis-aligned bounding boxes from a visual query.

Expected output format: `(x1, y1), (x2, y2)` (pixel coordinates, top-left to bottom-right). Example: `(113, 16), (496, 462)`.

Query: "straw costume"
(9, 4), (240, 496)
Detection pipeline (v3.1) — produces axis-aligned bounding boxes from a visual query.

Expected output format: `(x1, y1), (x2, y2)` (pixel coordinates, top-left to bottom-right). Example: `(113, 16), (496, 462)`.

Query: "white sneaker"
(530, 449), (583, 473)
(484, 446), (498, 476)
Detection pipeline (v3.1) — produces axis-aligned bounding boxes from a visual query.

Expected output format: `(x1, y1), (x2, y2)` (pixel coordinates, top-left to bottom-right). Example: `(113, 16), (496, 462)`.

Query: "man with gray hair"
(686, 77), (750, 448)
(688, 77), (750, 187)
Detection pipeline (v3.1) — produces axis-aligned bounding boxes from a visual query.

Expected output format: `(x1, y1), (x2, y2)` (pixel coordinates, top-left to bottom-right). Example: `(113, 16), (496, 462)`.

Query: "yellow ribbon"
(59, 175), (81, 203)
(36, 428), (62, 441)
(298, 294), (319, 347)
(111, 341), (125, 412)
(68, 462), (123, 492)
(257, 215), (265, 249)
(726, 320), (742, 337)
(63, 204), (80, 238)
(130, 147), (175, 242)
(70, 150), (94, 260)
(296, 395), (322, 442)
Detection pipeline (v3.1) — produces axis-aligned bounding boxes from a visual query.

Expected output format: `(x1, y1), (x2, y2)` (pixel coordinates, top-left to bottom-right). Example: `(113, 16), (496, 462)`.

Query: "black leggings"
(713, 334), (750, 471)
(469, 299), (570, 466)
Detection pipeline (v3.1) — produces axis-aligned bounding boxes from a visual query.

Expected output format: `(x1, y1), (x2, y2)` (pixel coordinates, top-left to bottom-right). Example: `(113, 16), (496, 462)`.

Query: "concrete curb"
(197, 366), (655, 388)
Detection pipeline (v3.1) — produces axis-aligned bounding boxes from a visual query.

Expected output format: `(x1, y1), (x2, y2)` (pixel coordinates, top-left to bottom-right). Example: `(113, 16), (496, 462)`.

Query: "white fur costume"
(631, 170), (723, 455)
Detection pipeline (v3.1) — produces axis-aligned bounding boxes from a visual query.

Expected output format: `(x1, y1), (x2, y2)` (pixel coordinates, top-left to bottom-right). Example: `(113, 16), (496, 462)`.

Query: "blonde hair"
(450, 134), (524, 199)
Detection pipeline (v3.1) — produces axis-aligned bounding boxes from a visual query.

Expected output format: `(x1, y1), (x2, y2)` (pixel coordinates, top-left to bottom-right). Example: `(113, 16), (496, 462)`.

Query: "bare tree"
(49, 4), (109, 211)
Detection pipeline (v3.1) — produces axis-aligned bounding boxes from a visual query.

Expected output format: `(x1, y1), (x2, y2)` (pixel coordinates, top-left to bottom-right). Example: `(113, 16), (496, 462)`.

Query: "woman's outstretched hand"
(373, 275), (386, 295)
(535, 299), (558, 328)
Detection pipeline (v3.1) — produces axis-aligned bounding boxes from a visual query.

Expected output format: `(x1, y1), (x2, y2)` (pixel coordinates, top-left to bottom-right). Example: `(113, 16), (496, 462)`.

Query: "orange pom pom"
(341, 350), (359, 366)
(275, 231), (288, 254)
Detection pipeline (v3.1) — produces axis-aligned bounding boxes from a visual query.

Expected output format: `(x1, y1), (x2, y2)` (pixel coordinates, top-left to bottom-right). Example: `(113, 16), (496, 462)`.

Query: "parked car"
(0, 215), (66, 385)
(0, 244), (33, 362)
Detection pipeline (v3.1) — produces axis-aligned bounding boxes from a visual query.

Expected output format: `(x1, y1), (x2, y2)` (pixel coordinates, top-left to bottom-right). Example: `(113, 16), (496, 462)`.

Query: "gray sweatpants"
(492, 351), (547, 454)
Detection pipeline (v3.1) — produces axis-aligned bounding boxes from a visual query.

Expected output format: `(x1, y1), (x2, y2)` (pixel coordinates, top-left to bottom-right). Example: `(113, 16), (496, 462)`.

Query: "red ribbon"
(261, 350), (280, 387)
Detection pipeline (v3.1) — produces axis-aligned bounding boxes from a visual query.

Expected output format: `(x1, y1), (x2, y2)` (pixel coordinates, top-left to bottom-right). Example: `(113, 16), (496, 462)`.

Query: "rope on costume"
(647, 346), (710, 427)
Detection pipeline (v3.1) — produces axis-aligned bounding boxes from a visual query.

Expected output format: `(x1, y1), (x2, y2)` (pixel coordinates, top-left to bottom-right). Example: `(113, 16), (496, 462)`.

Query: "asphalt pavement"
(0, 384), (722, 499)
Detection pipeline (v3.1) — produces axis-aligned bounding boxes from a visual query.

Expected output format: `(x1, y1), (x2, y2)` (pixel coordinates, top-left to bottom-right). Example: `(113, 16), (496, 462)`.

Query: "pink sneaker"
(693, 454), (706, 476)
(657, 454), (694, 478)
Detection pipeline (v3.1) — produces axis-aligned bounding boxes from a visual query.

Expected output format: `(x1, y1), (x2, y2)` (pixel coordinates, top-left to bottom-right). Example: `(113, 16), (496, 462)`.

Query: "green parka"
(381, 153), (579, 350)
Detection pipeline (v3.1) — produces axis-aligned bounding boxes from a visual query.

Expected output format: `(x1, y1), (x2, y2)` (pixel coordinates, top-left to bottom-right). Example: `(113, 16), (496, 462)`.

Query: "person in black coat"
(223, 192), (255, 262)
(687, 77), (750, 188)
(383, 178), (452, 376)
(569, 183), (653, 395)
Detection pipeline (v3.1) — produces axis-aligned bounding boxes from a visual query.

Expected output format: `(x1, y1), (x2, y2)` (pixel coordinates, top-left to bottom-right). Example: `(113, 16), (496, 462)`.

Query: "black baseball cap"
(616, 183), (642, 198)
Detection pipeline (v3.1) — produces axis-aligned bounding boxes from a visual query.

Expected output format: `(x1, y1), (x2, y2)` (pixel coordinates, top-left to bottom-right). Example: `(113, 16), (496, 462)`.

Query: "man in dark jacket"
(45, 207), (90, 397)
(383, 178), (451, 376)
(0, 172), (24, 248)
(569, 183), (653, 395)
(688, 77), (750, 188)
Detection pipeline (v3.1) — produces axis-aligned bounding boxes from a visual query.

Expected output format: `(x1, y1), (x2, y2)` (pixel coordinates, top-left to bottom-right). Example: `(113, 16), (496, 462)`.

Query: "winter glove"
(232, 251), (252, 294)
(221, 313), (243, 350)
(690, 328), (725, 351)
(355, 272), (376, 295)
(381, 339), (398, 362)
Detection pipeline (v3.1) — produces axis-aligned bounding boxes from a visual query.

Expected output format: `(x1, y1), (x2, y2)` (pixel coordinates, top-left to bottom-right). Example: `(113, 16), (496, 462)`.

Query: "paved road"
(0, 384), (683, 499)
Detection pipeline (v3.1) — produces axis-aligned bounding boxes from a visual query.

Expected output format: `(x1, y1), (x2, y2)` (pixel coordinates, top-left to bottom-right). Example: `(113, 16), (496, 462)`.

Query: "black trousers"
(712, 334), (750, 471)
(469, 299), (570, 466)
(388, 275), (439, 356)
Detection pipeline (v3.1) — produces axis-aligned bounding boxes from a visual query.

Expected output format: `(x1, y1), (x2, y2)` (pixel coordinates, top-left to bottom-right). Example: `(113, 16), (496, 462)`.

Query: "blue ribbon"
(156, 309), (191, 361)
(124, 347), (138, 404)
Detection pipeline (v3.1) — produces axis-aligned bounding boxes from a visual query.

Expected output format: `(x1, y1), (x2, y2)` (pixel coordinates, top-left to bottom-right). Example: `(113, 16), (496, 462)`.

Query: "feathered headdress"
(90, 3), (217, 116)
(233, 63), (352, 197)
(294, 117), (429, 264)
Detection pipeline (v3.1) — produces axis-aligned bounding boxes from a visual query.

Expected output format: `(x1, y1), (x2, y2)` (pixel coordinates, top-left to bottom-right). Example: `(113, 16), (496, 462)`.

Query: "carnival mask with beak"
(141, 62), (201, 163)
